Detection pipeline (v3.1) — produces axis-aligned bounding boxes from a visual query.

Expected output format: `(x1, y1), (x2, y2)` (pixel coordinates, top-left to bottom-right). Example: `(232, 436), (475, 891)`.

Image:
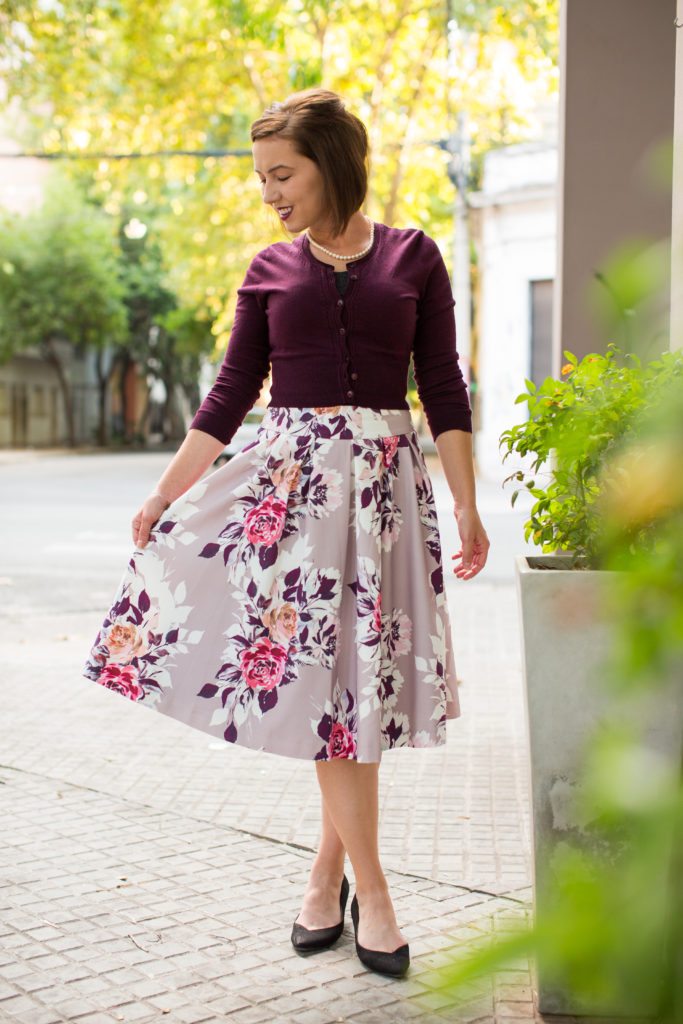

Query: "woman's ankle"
(309, 856), (345, 886)
(354, 877), (391, 901)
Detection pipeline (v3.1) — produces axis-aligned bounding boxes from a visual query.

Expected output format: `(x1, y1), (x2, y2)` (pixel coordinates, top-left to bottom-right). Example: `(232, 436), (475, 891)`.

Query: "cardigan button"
(350, 372), (358, 380)
(350, 274), (358, 280)
(340, 327), (346, 334)
(337, 299), (343, 306)
(346, 389), (354, 398)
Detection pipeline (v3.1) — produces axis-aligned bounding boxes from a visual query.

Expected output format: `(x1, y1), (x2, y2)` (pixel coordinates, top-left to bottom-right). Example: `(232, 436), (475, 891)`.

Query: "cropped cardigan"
(189, 220), (472, 444)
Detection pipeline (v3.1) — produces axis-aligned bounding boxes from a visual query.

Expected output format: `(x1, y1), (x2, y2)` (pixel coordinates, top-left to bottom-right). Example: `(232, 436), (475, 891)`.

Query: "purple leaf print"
(258, 687), (278, 713)
(284, 567), (300, 586)
(317, 577), (337, 601)
(259, 543), (278, 570)
(138, 589), (151, 613)
(165, 628), (179, 643)
(199, 542), (221, 559)
(158, 520), (176, 534)
(384, 718), (405, 745)
(431, 565), (444, 594)
(224, 722), (238, 743)
(317, 713), (333, 741)
(382, 675), (397, 700)
(198, 683), (220, 698)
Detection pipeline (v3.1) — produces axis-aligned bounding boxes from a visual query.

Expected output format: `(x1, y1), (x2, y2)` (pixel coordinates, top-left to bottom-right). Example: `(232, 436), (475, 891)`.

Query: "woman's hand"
(451, 505), (490, 580)
(132, 492), (172, 549)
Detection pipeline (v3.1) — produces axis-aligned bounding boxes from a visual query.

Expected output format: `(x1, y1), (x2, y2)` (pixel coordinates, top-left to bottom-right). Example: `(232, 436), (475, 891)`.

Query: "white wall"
(469, 143), (557, 483)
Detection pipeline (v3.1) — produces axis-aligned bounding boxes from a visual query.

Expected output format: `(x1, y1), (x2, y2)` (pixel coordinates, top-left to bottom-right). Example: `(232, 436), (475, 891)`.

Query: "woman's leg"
(294, 784), (347, 929)
(313, 760), (407, 953)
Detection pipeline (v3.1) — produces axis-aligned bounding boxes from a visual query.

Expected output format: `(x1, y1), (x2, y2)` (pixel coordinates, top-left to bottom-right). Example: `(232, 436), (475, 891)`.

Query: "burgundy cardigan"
(189, 220), (472, 444)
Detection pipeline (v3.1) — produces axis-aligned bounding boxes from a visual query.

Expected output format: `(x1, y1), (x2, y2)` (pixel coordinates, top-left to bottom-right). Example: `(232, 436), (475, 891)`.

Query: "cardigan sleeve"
(411, 236), (472, 441)
(188, 254), (271, 445)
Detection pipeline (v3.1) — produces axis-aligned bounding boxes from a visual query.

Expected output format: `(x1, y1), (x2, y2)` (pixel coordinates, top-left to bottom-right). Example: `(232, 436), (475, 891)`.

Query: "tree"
(0, 0), (559, 354)
(117, 212), (214, 441)
(0, 172), (127, 446)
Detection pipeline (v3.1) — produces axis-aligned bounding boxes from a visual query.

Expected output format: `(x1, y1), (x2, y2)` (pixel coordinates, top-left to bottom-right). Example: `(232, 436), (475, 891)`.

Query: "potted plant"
(495, 343), (683, 1015)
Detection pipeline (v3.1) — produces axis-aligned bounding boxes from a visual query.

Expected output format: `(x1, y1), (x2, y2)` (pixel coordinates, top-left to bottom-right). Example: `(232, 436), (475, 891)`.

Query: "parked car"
(212, 406), (267, 466)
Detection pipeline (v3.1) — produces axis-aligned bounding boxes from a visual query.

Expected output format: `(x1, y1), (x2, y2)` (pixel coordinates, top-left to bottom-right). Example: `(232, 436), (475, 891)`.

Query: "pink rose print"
(327, 722), (356, 759)
(240, 637), (288, 691)
(106, 622), (149, 662)
(381, 436), (400, 467)
(372, 592), (382, 633)
(244, 494), (288, 546)
(98, 663), (144, 700)
(263, 602), (298, 646)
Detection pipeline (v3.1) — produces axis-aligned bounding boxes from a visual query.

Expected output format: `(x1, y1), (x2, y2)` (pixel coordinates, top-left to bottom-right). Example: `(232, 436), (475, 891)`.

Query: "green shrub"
(498, 342), (683, 568)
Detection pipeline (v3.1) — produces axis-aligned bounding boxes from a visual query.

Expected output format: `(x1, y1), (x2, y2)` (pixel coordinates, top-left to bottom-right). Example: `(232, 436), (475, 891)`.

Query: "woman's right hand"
(132, 493), (172, 549)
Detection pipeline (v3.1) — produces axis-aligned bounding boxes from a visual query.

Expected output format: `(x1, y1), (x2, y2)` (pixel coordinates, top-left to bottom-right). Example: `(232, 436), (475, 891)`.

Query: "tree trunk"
(43, 337), (76, 447)
(160, 372), (184, 440)
(136, 384), (153, 441)
(94, 347), (109, 446)
(117, 349), (132, 442)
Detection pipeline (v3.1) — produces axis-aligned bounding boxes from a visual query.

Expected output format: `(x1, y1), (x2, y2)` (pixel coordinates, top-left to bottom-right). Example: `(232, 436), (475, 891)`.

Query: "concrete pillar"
(672, 0), (683, 351)
(555, 0), (677, 369)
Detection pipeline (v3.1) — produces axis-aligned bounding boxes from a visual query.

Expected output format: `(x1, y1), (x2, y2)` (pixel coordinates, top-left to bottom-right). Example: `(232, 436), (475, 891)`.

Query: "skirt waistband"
(259, 405), (415, 440)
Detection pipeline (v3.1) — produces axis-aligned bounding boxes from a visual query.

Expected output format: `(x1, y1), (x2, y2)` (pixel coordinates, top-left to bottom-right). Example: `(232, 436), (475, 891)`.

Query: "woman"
(82, 87), (490, 978)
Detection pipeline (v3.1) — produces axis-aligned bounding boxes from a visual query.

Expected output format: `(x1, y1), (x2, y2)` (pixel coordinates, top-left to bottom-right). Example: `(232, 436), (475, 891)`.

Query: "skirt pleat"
(82, 405), (461, 762)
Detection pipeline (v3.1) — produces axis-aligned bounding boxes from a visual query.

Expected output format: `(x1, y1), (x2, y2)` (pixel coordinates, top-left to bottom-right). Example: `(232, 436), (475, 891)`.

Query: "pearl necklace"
(305, 216), (374, 261)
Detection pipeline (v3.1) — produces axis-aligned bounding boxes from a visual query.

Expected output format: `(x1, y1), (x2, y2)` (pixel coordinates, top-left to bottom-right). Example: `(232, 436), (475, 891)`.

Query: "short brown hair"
(251, 88), (370, 237)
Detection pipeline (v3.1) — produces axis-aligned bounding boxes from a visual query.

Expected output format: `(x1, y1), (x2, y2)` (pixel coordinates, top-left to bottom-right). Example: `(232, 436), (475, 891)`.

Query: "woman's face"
(253, 135), (330, 237)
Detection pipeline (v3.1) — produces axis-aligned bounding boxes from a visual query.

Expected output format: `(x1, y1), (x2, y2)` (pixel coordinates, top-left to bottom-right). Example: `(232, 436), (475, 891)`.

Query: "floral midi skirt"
(82, 405), (461, 763)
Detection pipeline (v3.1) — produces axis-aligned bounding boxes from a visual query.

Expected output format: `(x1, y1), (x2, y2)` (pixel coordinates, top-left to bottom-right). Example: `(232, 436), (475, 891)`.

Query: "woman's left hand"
(451, 505), (490, 580)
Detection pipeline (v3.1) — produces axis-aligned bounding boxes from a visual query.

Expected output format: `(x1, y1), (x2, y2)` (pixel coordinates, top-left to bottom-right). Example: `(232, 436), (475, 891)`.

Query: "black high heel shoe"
(291, 874), (350, 954)
(350, 892), (410, 977)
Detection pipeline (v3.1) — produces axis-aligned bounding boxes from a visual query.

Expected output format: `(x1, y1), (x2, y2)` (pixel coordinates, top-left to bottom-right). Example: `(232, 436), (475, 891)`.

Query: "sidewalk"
(0, 448), (613, 1024)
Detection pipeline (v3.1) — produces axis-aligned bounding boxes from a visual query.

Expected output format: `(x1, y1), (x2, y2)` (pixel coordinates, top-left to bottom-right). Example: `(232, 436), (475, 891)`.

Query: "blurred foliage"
(117, 207), (215, 431)
(588, 236), (673, 363)
(0, 168), (215, 442)
(0, 0), (559, 354)
(426, 353), (683, 1019)
(0, 172), (127, 361)
(433, 217), (683, 1016)
(498, 342), (683, 569)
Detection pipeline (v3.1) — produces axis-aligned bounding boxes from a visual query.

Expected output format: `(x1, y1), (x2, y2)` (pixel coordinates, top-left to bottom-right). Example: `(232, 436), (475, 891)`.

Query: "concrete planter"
(515, 553), (683, 1016)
